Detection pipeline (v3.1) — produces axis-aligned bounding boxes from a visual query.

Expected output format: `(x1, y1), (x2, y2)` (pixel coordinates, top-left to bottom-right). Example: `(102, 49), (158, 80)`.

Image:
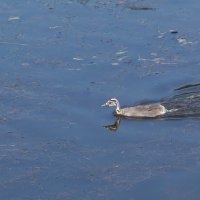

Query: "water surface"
(1, 0), (200, 199)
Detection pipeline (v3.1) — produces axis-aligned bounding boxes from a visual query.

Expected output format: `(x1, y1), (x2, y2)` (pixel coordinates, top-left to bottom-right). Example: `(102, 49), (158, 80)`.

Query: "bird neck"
(115, 101), (121, 114)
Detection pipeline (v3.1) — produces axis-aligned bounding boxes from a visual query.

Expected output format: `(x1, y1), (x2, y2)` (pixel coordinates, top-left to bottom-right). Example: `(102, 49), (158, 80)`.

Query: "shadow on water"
(104, 86), (200, 132)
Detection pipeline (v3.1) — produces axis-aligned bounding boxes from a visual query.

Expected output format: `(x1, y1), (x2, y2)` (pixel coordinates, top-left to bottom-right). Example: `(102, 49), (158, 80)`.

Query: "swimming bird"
(102, 98), (171, 118)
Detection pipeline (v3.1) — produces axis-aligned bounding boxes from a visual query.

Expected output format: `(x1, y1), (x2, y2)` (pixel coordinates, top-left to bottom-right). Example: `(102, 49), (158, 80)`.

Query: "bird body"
(102, 98), (168, 118)
(116, 103), (166, 118)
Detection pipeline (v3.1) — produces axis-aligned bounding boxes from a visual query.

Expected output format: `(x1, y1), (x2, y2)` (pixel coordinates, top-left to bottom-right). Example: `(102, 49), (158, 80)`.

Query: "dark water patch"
(175, 83), (200, 91)
(127, 6), (156, 11)
(162, 91), (200, 118)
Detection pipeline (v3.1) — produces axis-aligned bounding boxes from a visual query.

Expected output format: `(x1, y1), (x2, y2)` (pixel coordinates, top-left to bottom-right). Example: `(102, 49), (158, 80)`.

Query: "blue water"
(1, 0), (200, 199)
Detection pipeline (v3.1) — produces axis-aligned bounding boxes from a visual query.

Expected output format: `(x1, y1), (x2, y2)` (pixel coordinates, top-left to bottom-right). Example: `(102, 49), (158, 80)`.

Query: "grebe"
(102, 98), (169, 118)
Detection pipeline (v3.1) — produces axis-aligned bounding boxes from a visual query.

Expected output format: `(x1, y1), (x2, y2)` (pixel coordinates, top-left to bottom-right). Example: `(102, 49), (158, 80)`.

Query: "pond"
(1, 0), (200, 199)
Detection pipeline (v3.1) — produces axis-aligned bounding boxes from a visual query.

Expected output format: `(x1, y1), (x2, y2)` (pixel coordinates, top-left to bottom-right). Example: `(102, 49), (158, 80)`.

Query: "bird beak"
(101, 103), (106, 107)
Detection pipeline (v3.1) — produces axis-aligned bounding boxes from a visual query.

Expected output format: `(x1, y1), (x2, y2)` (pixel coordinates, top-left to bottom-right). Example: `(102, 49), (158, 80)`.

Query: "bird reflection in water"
(103, 116), (121, 132)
